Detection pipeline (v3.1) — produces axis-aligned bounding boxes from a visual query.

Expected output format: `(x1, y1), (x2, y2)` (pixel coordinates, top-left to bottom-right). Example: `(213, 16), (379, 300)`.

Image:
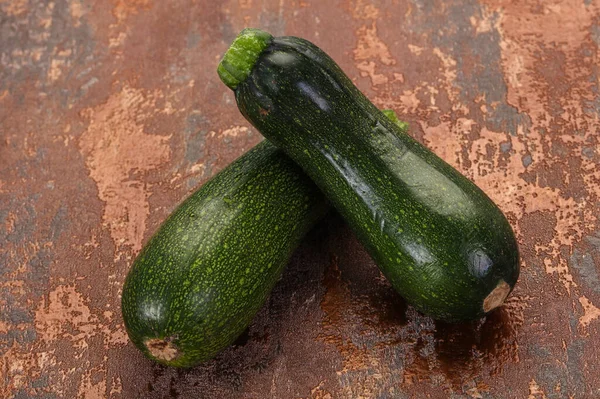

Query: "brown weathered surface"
(1, 0), (599, 397)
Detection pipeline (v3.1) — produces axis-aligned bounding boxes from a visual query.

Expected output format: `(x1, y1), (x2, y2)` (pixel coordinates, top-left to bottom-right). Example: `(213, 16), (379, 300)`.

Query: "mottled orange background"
(1, 0), (599, 398)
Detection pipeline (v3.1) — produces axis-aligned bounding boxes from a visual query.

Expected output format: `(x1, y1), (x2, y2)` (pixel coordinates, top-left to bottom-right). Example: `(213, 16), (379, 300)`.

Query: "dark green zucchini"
(121, 112), (405, 367)
(120, 141), (325, 367)
(218, 28), (520, 321)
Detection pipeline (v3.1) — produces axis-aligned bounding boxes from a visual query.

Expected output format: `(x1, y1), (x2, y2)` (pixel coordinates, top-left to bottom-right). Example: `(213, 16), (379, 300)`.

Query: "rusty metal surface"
(1, 0), (599, 397)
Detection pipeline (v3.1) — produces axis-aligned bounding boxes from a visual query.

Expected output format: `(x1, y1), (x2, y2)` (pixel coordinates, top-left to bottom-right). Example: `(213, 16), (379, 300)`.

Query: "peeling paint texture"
(1, 0), (599, 398)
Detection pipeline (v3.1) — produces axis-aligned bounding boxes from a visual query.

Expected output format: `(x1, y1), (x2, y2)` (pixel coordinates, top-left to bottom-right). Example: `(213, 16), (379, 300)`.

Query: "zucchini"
(218, 29), (520, 321)
(121, 113), (405, 367)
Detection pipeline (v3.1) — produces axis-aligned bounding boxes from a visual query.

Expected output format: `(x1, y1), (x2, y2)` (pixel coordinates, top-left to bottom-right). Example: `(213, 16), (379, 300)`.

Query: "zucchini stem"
(218, 28), (273, 90)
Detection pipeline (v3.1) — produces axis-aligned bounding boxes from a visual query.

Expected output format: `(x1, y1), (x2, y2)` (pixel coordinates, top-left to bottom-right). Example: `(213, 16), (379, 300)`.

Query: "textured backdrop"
(1, 0), (600, 398)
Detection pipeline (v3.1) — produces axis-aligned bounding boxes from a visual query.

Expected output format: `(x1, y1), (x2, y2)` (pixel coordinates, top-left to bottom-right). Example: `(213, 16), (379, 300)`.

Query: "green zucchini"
(121, 112), (405, 367)
(218, 28), (520, 321)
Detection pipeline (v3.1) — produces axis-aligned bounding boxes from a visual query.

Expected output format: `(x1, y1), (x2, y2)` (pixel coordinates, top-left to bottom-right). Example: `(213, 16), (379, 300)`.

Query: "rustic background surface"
(2, 0), (600, 398)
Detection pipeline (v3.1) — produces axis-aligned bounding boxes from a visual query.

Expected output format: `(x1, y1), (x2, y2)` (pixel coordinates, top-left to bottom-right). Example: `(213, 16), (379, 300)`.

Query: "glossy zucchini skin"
(219, 30), (520, 321)
(121, 141), (327, 367)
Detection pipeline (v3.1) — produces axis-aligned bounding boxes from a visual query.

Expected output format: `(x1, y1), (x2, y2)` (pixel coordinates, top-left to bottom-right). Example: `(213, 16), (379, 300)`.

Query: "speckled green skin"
(121, 141), (327, 367)
(221, 31), (520, 321)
